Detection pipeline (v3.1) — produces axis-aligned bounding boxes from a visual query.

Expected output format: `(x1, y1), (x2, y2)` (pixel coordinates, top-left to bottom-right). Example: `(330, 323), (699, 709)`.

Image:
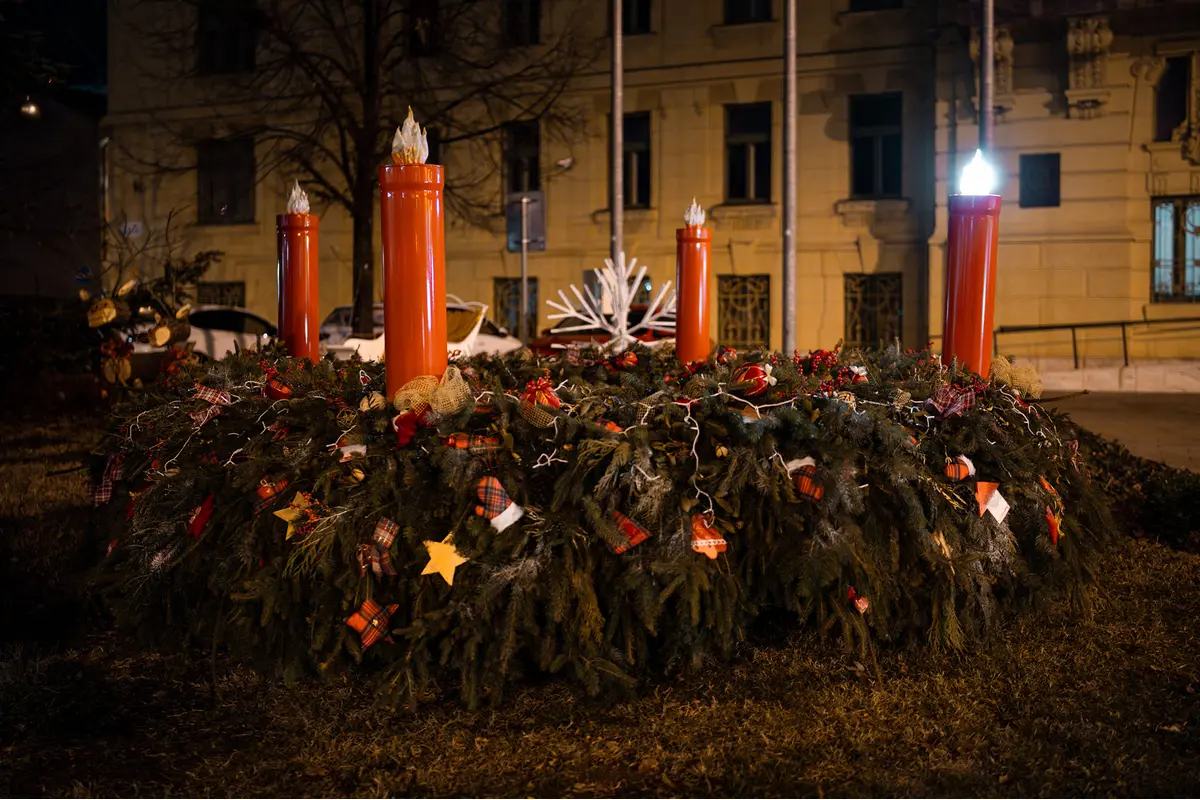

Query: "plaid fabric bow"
(92, 454), (124, 507)
(191, 383), (233, 427)
(357, 517), (399, 578)
(345, 598), (398, 650)
(926, 386), (974, 418)
(609, 511), (650, 554)
(475, 476), (524, 531)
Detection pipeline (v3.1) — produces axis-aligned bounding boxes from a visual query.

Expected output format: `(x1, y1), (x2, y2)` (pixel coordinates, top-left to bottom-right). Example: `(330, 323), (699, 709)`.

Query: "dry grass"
(2, 416), (1199, 797)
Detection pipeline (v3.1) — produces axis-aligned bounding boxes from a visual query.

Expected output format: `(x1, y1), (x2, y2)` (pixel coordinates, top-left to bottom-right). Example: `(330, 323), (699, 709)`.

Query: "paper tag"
(986, 489), (1010, 524)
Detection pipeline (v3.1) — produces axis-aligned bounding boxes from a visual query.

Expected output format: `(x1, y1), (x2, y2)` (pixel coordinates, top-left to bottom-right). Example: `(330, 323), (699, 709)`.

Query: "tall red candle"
(943, 193), (1001, 376)
(275, 206), (319, 361)
(675, 201), (712, 364)
(379, 154), (447, 399)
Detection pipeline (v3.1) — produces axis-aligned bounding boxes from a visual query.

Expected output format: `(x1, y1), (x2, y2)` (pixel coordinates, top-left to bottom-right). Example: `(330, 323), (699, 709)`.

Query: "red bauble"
(393, 411), (419, 447)
(732, 362), (776, 397)
(265, 377), (293, 400)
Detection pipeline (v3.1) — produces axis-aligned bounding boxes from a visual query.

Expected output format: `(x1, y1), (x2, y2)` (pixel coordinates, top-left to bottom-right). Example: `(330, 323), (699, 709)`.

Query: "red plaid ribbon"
(92, 454), (124, 507)
(191, 383), (234, 427)
(926, 386), (975, 418)
(609, 511), (650, 554)
(475, 476), (512, 520)
(445, 433), (501, 456)
(357, 517), (398, 578)
(345, 598), (398, 649)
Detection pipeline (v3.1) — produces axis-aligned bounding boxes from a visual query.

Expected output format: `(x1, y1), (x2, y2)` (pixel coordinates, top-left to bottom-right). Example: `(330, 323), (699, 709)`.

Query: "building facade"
(104, 0), (1200, 360)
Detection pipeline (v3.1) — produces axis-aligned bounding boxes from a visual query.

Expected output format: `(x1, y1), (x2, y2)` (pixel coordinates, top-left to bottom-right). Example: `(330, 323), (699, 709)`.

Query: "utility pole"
(979, 0), (995, 155)
(782, 0), (797, 354)
(611, 0), (623, 264)
(519, 196), (530, 343)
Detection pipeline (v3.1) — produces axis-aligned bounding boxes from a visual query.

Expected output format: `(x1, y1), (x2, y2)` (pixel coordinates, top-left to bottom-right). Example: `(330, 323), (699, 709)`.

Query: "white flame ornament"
(958, 149), (996, 196)
(545, 252), (677, 352)
(391, 107), (429, 165)
(286, 180), (310, 214)
(684, 197), (705, 227)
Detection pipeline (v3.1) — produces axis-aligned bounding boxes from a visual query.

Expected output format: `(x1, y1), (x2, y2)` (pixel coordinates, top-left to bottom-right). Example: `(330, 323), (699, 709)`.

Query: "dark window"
(623, 0), (652, 34)
(505, 121), (541, 193)
(616, 112), (651, 208)
(407, 0), (442, 56)
(494, 277), (539, 335)
(844, 273), (902, 348)
(850, 93), (903, 198)
(503, 0), (540, 46)
(196, 281), (246, 307)
(1019, 153), (1061, 208)
(725, 103), (772, 203)
(725, 0), (771, 24)
(848, 0), (902, 10)
(1156, 56), (1190, 142)
(197, 138), (255, 225)
(196, 0), (256, 75)
(1151, 197), (1200, 302)
(718, 275), (770, 348)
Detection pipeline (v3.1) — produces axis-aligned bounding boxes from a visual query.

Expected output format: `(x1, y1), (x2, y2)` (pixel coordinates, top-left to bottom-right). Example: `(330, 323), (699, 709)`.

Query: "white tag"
(986, 489), (1010, 524)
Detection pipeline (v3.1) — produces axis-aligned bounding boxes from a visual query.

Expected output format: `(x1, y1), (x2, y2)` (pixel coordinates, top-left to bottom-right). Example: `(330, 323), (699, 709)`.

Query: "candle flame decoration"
(958, 149), (996, 196)
(684, 197), (705, 227)
(391, 107), (429, 165)
(286, 180), (310, 214)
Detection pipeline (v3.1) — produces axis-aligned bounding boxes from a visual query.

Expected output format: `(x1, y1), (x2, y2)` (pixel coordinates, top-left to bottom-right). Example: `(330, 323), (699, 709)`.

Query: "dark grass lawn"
(2, 417), (1200, 797)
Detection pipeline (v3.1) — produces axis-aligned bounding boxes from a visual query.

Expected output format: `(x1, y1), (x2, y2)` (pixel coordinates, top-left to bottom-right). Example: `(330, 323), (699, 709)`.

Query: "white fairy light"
(958, 149), (996, 196)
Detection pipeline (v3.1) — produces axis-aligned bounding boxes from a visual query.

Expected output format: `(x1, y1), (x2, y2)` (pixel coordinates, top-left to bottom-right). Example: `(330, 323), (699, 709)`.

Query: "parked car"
(325, 299), (522, 361)
(529, 306), (675, 355)
(131, 305), (277, 360)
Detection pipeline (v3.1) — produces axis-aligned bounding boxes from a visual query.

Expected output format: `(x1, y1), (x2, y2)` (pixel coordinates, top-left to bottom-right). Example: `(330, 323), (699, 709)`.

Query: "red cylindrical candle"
(675, 225), (712, 364)
(943, 194), (1001, 376)
(379, 162), (448, 399)
(275, 213), (320, 361)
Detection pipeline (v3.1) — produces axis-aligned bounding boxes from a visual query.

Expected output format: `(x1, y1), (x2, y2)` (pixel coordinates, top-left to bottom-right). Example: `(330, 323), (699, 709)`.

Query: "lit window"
(1151, 197), (1200, 302)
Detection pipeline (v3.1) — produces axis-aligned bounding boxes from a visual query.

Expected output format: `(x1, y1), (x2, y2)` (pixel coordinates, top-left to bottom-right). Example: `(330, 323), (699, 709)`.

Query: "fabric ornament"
(598, 420), (623, 434)
(518, 376), (561, 428)
(944, 455), (976, 481)
(186, 494), (215, 539)
(974, 481), (1010, 524)
(609, 511), (650, 554)
(445, 433), (502, 456)
(359, 391), (387, 412)
(716, 345), (737, 365)
(392, 366), (471, 417)
(254, 476), (290, 515)
(785, 457), (823, 502)
(732, 362), (776, 397)
(926, 385), (974, 418)
(1040, 476), (1064, 546)
(835, 390), (858, 409)
(847, 586), (870, 615)
(612, 351), (638, 370)
(92, 454), (124, 507)
(474, 476), (525, 532)
(346, 598), (398, 650)
(990, 355), (1044, 400)
(690, 513), (727, 560)
(358, 517), (399, 578)
(392, 410), (420, 447)
(421, 535), (468, 586)
(264, 377), (293, 400)
(849, 365), (869, 384)
(190, 383), (233, 427)
(87, 298), (117, 328)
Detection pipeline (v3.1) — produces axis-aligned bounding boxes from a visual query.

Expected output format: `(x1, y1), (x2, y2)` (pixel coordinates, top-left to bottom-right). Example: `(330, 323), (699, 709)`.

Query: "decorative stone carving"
(969, 26), (1015, 115)
(1066, 16), (1114, 119)
(1130, 55), (1167, 87)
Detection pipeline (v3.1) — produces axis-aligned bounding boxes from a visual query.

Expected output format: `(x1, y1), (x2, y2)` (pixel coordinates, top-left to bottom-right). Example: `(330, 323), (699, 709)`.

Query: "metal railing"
(994, 316), (1200, 369)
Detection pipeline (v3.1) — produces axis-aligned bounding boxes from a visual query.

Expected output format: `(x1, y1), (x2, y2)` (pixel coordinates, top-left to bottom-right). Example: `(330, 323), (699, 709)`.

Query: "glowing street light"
(958, 149), (997, 196)
(19, 96), (40, 119)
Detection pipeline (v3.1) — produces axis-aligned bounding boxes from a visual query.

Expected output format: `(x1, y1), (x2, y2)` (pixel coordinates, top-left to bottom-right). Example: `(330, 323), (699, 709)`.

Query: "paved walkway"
(1048, 392), (1200, 471)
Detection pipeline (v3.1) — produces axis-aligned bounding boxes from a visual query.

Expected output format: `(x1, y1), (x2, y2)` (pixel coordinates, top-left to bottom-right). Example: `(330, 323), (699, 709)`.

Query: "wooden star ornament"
(274, 492), (312, 539)
(421, 534), (468, 586)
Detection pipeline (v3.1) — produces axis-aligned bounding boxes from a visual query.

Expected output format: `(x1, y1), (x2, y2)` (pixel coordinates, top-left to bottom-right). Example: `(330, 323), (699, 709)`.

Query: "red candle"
(675, 199), (712, 365)
(379, 112), (447, 399)
(943, 193), (1001, 376)
(276, 190), (319, 361)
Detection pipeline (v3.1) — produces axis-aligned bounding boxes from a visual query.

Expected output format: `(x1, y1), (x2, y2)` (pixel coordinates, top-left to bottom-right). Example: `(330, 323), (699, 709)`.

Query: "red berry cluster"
(795, 346), (840, 376)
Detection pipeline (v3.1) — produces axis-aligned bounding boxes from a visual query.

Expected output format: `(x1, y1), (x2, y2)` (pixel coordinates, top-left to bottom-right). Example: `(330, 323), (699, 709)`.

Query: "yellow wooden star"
(274, 492), (311, 539)
(421, 535), (468, 586)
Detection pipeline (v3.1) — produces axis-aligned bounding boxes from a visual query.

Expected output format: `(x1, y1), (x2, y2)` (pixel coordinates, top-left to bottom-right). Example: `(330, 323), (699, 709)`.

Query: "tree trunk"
(350, 185), (375, 337)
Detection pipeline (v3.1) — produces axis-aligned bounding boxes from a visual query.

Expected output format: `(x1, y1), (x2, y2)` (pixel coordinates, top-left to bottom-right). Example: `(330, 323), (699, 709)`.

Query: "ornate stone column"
(1066, 16), (1114, 120)
(971, 27), (1015, 116)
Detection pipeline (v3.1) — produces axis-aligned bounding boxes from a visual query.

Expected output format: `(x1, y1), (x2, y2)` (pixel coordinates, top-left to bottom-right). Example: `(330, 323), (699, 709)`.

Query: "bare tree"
(120, 0), (598, 334)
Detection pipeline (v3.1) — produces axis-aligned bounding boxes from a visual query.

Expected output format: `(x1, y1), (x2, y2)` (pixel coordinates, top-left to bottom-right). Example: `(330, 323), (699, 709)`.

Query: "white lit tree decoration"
(545, 252), (676, 351)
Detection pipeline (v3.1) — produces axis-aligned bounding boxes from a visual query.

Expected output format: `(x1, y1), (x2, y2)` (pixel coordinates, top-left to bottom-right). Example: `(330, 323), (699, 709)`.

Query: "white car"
(324, 299), (522, 361)
(131, 305), (277, 360)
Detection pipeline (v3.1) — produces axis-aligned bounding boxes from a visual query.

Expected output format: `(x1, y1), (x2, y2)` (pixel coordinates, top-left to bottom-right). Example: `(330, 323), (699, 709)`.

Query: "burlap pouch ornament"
(989, 355), (1044, 400)
(392, 366), (472, 418)
(517, 376), (561, 428)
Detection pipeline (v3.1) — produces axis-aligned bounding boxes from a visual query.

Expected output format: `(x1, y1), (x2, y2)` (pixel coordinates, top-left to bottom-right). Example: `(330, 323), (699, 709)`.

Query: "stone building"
(104, 0), (1200, 360)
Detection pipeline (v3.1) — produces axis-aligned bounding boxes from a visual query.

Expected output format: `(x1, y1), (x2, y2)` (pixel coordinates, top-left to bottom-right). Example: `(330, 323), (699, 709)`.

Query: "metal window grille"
(494, 277), (539, 335)
(718, 274), (770, 349)
(1152, 197), (1200, 302)
(196, 281), (246, 307)
(843, 273), (902, 347)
